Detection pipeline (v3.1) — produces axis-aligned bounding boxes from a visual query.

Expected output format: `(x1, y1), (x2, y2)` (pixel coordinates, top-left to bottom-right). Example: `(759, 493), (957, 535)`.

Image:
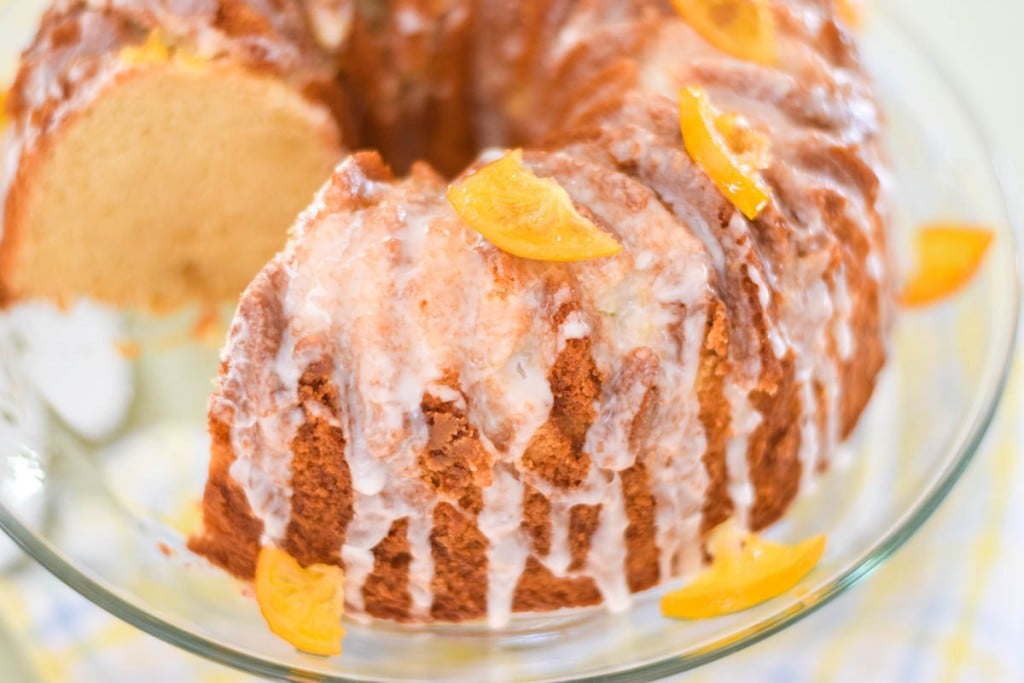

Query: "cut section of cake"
(1, 0), (348, 309)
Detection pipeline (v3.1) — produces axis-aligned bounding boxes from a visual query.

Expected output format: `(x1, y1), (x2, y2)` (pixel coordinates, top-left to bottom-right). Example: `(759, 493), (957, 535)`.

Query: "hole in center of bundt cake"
(337, 3), (537, 180)
(342, 79), (506, 181)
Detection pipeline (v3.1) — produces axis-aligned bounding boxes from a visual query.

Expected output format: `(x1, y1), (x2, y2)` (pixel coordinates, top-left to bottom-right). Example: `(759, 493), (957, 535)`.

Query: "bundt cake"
(2, 0), (889, 628)
(185, 0), (891, 627)
(1, 0), (347, 309)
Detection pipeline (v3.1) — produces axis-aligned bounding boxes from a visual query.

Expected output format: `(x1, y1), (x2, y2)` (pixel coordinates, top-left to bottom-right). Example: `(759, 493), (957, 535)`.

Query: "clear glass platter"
(0, 6), (1018, 682)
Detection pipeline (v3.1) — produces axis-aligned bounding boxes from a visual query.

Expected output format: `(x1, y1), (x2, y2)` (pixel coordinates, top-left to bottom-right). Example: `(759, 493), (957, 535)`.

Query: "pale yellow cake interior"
(10, 64), (341, 310)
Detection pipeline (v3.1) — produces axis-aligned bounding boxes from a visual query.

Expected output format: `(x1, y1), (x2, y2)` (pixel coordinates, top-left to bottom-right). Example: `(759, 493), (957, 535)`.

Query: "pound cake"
(1, 0), (347, 309)
(184, 0), (891, 626)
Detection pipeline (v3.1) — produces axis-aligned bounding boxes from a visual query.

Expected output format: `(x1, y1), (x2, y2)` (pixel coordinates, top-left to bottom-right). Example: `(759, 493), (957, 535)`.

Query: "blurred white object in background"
(9, 302), (134, 442)
(0, 301), (135, 570)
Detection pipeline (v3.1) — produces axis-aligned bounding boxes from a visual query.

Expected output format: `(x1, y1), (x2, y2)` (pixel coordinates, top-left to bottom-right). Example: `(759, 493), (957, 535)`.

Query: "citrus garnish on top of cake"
(119, 29), (206, 69)
(660, 520), (826, 619)
(901, 223), (994, 307)
(119, 29), (172, 66)
(255, 546), (346, 656)
(446, 150), (623, 261)
(670, 0), (777, 65)
(679, 86), (772, 220)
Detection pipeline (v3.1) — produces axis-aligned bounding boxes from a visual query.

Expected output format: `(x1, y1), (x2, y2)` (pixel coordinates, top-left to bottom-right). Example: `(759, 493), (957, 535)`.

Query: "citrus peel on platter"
(900, 223), (994, 307)
(255, 546), (346, 656)
(0, 88), (9, 131)
(660, 520), (826, 619)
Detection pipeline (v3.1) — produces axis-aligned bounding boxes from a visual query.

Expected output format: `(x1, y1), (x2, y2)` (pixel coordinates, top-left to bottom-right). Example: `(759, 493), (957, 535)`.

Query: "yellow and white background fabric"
(0, 0), (1022, 680)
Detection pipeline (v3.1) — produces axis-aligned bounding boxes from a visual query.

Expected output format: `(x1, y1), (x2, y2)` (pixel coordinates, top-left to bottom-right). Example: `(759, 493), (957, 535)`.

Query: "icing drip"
(833, 266), (854, 361)
(340, 497), (392, 612)
(723, 381), (759, 528)
(583, 474), (631, 612)
(544, 501), (573, 578)
(746, 262), (789, 359)
(404, 511), (435, 617)
(477, 466), (528, 628)
(642, 308), (709, 582)
(583, 350), (659, 473)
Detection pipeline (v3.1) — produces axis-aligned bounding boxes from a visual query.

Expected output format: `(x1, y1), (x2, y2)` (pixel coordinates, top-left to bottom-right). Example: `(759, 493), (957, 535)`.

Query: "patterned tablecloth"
(1, 0), (1023, 681)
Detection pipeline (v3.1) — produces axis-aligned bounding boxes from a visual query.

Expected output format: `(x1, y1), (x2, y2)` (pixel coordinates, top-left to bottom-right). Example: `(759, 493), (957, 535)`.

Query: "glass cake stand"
(0, 6), (1018, 682)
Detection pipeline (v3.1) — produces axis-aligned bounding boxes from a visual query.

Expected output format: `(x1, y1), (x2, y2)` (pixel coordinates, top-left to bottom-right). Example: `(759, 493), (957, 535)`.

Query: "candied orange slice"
(901, 223), (994, 307)
(660, 520), (826, 619)
(715, 112), (771, 171)
(835, 0), (868, 29)
(255, 546), (345, 656)
(0, 89), (9, 131)
(446, 150), (623, 262)
(120, 30), (171, 66)
(120, 30), (204, 68)
(671, 0), (777, 65)
(679, 86), (771, 220)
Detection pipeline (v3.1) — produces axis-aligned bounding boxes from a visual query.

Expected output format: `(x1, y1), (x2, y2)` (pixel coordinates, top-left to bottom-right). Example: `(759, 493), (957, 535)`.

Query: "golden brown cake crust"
(5, 0), (342, 135)
(187, 260), (289, 573)
(282, 359), (354, 568)
(187, 415), (264, 579)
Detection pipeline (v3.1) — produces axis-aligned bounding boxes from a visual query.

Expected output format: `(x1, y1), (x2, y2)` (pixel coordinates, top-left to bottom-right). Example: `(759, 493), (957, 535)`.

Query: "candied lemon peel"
(715, 112), (771, 172)
(446, 150), (623, 262)
(255, 546), (346, 656)
(901, 223), (994, 307)
(120, 29), (205, 68)
(0, 89), (9, 131)
(671, 0), (777, 65)
(660, 519), (826, 619)
(679, 86), (771, 220)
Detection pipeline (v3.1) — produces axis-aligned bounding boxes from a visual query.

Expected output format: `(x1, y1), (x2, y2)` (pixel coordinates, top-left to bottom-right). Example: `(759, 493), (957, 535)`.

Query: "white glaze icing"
(477, 465), (528, 628)
(304, 0), (354, 50)
(583, 473), (631, 612)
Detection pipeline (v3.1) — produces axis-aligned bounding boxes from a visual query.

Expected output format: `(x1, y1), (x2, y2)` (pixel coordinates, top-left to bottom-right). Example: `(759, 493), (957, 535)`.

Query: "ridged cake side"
(189, 0), (890, 625)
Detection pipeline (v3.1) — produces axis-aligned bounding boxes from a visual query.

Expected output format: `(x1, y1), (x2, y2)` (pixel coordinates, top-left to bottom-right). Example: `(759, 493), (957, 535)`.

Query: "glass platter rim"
(0, 7), (1020, 682)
